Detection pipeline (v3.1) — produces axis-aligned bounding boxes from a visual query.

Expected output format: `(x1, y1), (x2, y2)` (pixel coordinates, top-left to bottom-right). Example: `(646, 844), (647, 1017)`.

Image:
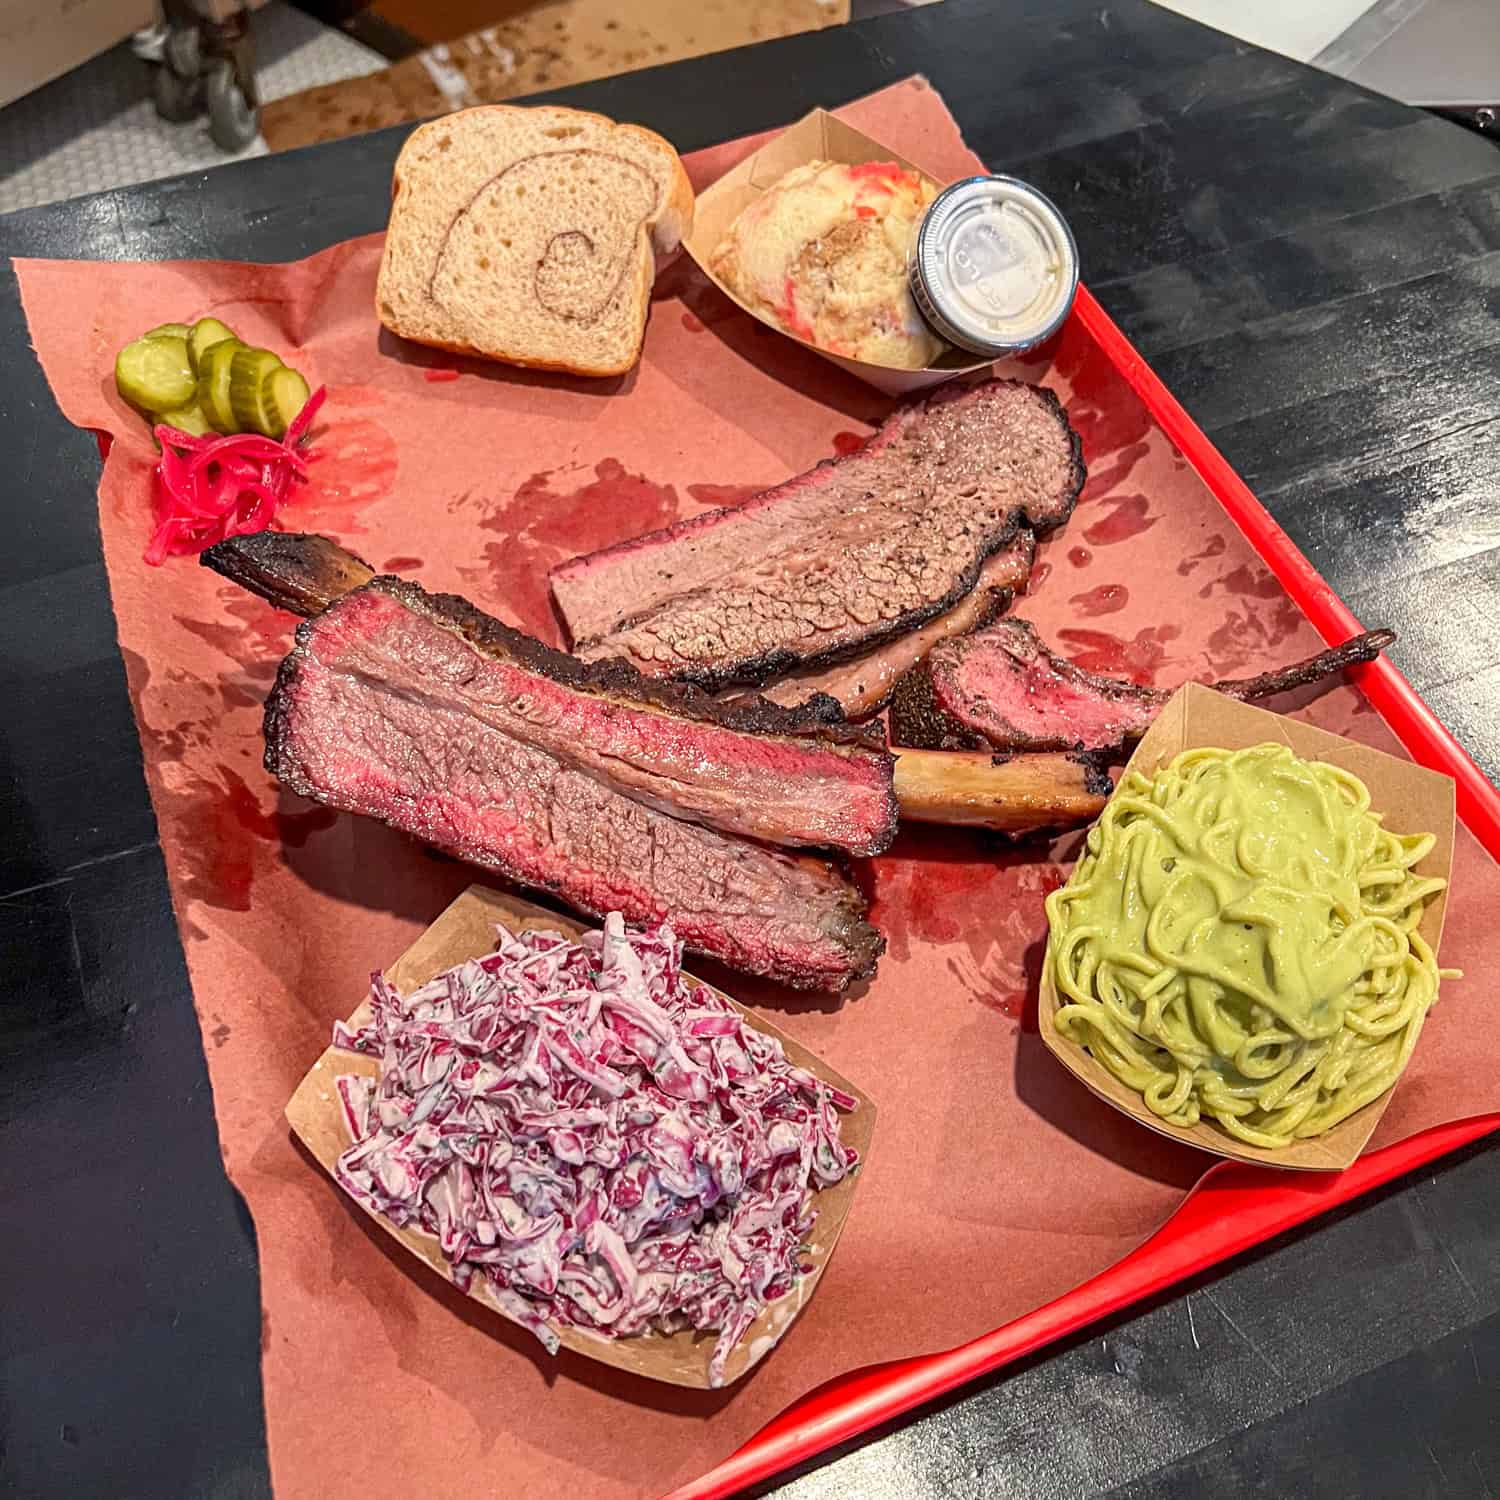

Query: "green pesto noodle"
(1044, 743), (1448, 1149)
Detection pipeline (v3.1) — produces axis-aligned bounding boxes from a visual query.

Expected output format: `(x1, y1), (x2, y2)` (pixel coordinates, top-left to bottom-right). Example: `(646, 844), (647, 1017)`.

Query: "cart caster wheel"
(164, 22), (201, 81)
(206, 61), (258, 151)
(152, 63), (201, 123)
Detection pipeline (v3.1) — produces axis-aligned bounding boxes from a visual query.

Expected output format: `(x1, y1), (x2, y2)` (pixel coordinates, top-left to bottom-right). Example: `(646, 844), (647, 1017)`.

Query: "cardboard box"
(0, 0), (153, 109)
(286, 886), (876, 1389)
(683, 107), (992, 397)
(1039, 684), (1456, 1171)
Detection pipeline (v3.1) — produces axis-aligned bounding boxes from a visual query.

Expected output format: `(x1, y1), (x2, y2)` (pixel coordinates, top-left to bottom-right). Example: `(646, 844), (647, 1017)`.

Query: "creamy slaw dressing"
(332, 915), (858, 1385)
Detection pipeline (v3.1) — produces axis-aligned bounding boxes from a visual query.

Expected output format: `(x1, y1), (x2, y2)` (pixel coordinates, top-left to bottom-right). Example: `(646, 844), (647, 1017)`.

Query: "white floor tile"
(0, 3), (382, 218)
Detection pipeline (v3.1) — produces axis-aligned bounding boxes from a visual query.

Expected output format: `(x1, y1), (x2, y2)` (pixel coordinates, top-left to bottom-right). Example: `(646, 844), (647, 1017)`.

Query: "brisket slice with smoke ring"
(208, 533), (1111, 874)
(748, 533), (1036, 719)
(550, 378), (1085, 690)
(263, 580), (883, 990)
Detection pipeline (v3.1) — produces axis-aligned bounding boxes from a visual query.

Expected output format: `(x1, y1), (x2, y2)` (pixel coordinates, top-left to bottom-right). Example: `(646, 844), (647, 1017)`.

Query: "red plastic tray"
(668, 285), (1500, 1500)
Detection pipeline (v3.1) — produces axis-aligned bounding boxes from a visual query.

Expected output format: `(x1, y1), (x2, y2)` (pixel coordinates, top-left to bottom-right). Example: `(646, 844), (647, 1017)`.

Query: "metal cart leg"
(141, 0), (261, 152)
(203, 16), (259, 151)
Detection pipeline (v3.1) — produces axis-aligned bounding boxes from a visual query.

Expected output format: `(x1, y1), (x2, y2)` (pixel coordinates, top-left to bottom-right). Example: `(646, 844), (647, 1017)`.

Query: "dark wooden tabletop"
(1, 1), (1497, 1495)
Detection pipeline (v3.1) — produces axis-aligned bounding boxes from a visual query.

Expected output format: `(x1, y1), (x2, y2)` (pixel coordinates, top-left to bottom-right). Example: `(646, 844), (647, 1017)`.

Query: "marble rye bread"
(376, 104), (694, 377)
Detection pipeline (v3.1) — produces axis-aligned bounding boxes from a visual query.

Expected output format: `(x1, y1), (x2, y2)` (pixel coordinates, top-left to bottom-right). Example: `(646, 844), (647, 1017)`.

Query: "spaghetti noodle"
(1045, 743), (1448, 1148)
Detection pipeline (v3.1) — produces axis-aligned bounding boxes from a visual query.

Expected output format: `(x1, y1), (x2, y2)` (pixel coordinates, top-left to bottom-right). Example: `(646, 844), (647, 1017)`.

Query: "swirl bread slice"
(376, 105), (694, 377)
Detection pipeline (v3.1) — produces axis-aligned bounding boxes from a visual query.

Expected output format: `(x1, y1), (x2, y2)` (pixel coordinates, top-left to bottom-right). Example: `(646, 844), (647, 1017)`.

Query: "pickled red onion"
(144, 386), (326, 565)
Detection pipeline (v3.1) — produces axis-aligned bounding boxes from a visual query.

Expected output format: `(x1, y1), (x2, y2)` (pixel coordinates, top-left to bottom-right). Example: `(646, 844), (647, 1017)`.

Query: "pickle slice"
(115, 335), (196, 413)
(197, 338), (245, 433)
(228, 347), (286, 435)
(156, 403), (214, 439)
(144, 322), (193, 340)
(188, 316), (240, 376)
(262, 367), (311, 440)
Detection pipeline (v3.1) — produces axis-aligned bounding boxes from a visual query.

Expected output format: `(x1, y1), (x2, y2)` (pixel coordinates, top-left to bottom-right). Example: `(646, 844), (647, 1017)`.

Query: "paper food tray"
(285, 886), (877, 1391)
(1039, 683), (1456, 1172)
(683, 107), (992, 396)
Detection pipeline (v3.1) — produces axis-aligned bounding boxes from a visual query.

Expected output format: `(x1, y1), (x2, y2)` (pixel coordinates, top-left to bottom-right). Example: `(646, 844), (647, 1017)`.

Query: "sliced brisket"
(550, 379), (1084, 690)
(749, 533), (1035, 719)
(205, 534), (898, 856)
(265, 581), (883, 989)
(892, 618), (1397, 754)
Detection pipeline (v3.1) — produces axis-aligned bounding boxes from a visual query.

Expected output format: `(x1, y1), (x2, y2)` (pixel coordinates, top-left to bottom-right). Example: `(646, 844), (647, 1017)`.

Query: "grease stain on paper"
(685, 483), (761, 510)
(1069, 584), (1129, 617)
(166, 756), (335, 918)
(1057, 624), (1182, 685)
(295, 416), (400, 536)
(464, 459), (681, 640)
(1199, 561), (1283, 601)
(1056, 318), (1154, 473)
(177, 591), (293, 671)
(1203, 597), (1308, 676)
(123, 640), (337, 926)
(1176, 533), (1227, 577)
(1082, 494), (1156, 546)
(872, 830), (1065, 1026)
(325, 383), (386, 409)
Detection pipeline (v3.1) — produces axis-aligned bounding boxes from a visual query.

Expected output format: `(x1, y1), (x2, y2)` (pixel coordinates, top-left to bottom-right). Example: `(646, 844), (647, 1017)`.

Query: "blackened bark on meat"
(213, 534), (893, 987)
(271, 579), (897, 853)
(394, 579), (879, 750)
(888, 665), (988, 750)
(590, 536), (1021, 695)
(552, 379), (1086, 690)
(261, 595), (885, 990)
(899, 617), (1400, 755)
(1070, 752), (1118, 801)
(204, 532), (878, 752)
(1212, 630), (1397, 701)
(203, 530), (377, 616)
(751, 533), (1037, 718)
(753, 585), (1010, 719)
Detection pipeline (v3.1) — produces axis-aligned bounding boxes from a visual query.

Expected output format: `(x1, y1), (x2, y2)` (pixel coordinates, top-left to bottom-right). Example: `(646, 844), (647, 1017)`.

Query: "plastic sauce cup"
(910, 175), (1080, 357)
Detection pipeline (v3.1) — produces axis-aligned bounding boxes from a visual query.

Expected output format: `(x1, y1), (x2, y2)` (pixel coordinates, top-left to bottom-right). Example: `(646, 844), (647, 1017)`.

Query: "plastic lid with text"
(911, 175), (1079, 356)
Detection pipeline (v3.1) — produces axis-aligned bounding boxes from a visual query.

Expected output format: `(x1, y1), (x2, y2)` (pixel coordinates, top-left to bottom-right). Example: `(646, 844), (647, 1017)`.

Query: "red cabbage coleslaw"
(332, 915), (859, 1385)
